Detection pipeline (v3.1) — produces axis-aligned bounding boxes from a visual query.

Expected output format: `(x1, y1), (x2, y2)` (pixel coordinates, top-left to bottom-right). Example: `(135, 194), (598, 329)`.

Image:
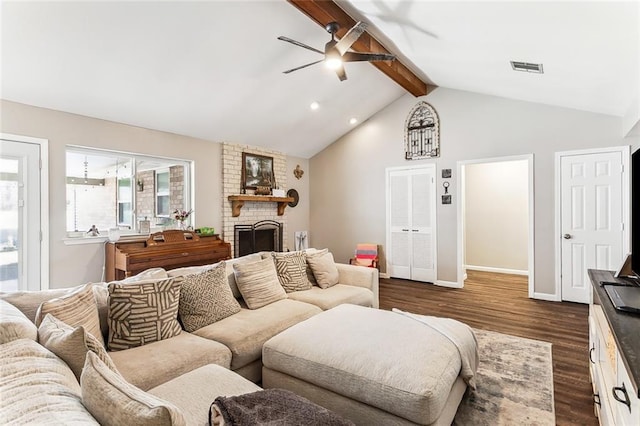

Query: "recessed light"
(310, 102), (320, 110)
(349, 118), (358, 125)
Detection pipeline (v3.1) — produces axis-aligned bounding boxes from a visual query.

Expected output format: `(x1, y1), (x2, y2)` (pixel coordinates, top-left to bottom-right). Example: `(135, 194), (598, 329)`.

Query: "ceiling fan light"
(325, 57), (342, 70)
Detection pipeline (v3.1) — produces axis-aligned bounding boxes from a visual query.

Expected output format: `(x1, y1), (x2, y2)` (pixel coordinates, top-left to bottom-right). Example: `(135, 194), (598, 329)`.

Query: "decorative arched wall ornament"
(404, 101), (440, 160)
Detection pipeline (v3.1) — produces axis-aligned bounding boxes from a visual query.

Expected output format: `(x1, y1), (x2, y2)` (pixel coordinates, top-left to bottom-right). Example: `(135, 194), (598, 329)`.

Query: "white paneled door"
(560, 151), (625, 303)
(387, 165), (436, 282)
(0, 139), (42, 291)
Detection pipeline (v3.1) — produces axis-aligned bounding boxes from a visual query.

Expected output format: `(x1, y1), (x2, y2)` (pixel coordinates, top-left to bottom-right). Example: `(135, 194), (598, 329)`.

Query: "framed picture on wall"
(242, 152), (275, 190)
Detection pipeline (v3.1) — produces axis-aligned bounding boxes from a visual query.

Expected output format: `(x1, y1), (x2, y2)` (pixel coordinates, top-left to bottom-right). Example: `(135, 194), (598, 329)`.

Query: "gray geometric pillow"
(178, 262), (241, 332)
(272, 252), (312, 293)
(107, 278), (182, 351)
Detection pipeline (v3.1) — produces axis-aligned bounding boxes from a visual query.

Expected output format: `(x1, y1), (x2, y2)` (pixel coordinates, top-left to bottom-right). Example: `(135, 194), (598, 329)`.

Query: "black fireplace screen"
(234, 220), (282, 257)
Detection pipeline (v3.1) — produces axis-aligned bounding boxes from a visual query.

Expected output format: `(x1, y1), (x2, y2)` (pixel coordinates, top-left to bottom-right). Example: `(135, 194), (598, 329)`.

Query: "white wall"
(0, 100), (309, 288)
(310, 88), (640, 297)
(286, 157), (310, 250)
(464, 160), (528, 273)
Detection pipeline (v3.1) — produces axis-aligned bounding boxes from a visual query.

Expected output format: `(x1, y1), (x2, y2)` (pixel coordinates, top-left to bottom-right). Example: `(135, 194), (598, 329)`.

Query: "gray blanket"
(392, 308), (479, 389)
(210, 388), (354, 426)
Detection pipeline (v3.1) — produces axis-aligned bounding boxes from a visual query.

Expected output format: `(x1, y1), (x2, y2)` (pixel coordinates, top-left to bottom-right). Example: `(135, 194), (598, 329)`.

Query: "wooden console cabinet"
(589, 269), (640, 425)
(105, 232), (231, 281)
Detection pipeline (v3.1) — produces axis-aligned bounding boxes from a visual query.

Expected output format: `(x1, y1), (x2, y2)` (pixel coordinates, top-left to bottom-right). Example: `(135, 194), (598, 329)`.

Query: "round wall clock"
(287, 189), (299, 207)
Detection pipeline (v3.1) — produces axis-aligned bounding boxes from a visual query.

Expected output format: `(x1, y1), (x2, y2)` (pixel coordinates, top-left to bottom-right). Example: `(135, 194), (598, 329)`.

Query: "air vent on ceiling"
(510, 61), (544, 74)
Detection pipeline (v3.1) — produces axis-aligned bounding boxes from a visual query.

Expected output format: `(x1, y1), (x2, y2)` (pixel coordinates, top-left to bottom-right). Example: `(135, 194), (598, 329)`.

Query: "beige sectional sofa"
(0, 249), (379, 423)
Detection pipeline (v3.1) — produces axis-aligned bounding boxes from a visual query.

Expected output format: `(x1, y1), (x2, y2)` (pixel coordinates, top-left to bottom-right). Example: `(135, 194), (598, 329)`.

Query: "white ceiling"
(2, 1), (639, 159)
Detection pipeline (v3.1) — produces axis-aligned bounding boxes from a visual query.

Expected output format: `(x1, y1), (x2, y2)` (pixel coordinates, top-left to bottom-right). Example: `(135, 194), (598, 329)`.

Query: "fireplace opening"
(234, 220), (282, 257)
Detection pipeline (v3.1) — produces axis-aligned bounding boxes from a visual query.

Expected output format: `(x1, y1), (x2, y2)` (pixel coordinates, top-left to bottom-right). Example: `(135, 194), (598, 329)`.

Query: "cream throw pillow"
(38, 314), (119, 382)
(107, 278), (182, 351)
(306, 251), (340, 289)
(178, 262), (241, 332)
(233, 257), (287, 309)
(272, 251), (312, 293)
(35, 283), (103, 345)
(81, 351), (186, 426)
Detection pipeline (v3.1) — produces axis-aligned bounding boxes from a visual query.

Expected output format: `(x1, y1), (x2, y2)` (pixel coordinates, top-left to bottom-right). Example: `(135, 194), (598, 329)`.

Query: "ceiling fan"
(278, 21), (396, 81)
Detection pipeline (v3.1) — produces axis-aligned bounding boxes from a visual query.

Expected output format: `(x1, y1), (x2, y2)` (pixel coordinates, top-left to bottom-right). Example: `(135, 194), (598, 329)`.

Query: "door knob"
(563, 234), (572, 239)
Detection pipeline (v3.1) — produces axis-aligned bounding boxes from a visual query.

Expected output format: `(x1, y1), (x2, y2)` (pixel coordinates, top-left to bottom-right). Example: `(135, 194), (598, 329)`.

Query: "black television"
(632, 148), (640, 278)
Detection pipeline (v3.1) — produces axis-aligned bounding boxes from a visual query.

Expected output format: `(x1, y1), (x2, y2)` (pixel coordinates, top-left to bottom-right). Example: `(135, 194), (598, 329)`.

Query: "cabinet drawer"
(594, 361), (616, 426)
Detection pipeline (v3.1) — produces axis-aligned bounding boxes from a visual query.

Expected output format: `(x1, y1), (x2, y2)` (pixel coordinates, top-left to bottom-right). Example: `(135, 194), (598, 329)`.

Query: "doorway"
(555, 147), (629, 303)
(0, 134), (49, 291)
(457, 155), (534, 295)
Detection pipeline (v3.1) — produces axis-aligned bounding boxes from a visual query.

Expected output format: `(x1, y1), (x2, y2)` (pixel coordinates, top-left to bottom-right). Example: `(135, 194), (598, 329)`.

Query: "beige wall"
(310, 88), (640, 296)
(464, 160), (529, 273)
(285, 157), (310, 251)
(0, 100), (309, 288)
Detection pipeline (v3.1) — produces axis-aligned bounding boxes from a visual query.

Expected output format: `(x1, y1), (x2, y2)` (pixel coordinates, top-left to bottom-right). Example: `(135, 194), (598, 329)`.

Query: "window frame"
(64, 145), (193, 243)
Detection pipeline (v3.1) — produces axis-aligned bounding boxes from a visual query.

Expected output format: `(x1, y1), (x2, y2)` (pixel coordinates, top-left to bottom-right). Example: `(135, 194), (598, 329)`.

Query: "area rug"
(453, 329), (555, 426)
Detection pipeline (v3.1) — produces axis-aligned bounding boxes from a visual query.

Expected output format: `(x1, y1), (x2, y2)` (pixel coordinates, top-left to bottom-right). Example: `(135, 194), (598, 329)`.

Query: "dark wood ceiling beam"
(287, 0), (434, 97)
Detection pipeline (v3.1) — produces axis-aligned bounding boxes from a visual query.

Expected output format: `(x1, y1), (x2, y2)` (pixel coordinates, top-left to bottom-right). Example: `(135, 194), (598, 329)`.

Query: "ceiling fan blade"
(335, 64), (347, 81)
(277, 36), (324, 55)
(335, 21), (368, 55)
(283, 59), (324, 74)
(342, 52), (396, 62)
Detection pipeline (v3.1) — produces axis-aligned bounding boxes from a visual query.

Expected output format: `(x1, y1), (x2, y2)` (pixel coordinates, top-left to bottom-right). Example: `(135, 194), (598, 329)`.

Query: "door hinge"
(39, 159), (43, 170)
(40, 231), (43, 242)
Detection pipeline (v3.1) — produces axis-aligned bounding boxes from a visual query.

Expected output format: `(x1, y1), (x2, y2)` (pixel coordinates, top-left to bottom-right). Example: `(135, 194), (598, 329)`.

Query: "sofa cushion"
(34, 283), (103, 344)
(192, 299), (321, 370)
(178, 262), (241, 332)
(233, 257), (287, 309)
(0, 299), (37, 343)
(0, 338), (98, 424)
(107, 278), (182, 351)
(272, 251), (312, 293)
(108, 331), (232, 391)
(38, 314), (119, 382)
(307, 251), (340, 289)
(149, 364), (262, 426)
(286, 285), (374, 310)
(81, 351), (186, 426)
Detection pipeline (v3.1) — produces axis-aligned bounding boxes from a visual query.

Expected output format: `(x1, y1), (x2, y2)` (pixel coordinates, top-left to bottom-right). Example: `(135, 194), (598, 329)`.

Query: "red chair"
(349, 243), (379, 269)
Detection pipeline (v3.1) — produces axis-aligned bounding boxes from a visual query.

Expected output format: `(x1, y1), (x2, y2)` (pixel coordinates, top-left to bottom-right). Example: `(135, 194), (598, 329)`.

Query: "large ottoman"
(262, 304), (474, 426)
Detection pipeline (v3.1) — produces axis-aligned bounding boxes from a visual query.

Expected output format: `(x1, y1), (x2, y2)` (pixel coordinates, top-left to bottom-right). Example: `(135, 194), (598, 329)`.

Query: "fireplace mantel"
(228, 195), (294, 217)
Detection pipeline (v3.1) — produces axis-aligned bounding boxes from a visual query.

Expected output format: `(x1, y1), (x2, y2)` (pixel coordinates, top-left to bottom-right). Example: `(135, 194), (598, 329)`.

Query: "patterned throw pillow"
(35, 283), (103, 345)
(272, 252), (312, 293)
(233, 257), (287, 309)
(107, 278), (182, 351)
(38, 314), (119, 381)
(178, 262), (241, 332)
(306, 251), (340, 289)
(81, 352), (186, 426)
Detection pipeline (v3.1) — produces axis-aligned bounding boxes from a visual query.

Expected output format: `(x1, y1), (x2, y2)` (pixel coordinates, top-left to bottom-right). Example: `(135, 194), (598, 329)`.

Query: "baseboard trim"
(532, 292), (561, 302)
(465, 265), (528, 276)
(435, 280), (463, 288)
(379, 272), (390, 279)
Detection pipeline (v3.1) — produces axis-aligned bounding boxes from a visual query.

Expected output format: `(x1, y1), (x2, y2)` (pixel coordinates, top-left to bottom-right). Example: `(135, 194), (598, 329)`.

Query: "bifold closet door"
(386, 166), (436, 282)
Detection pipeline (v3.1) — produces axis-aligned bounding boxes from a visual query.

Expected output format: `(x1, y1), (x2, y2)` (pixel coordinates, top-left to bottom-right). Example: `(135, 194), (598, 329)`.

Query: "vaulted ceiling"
(2, 1), (638, 158)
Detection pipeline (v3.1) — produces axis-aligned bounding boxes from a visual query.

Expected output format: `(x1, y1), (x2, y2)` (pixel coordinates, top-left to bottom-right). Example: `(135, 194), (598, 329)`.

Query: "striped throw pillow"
(107, 278), (182, 351)
(233, 257), (287, 309)
(35, 283), (103, 345)
(272, 251), (312, 293)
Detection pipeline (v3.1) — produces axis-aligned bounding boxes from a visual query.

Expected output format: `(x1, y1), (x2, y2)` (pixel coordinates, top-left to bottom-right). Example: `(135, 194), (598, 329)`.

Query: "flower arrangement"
(173, 209), (193, 230)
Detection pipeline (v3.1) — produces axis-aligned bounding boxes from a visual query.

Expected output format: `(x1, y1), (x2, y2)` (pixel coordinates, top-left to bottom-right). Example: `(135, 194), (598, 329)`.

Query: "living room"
(1, 1), (640, 425)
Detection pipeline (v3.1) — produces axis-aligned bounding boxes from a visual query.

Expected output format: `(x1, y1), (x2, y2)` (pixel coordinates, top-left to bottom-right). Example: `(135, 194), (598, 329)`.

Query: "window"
(155, 169), (170, 217)
(65, 147), (192, 237)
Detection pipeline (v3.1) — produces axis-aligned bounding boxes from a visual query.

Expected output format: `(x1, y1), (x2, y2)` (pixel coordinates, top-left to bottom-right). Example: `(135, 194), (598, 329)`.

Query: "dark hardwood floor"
(379, 270), (596, 426)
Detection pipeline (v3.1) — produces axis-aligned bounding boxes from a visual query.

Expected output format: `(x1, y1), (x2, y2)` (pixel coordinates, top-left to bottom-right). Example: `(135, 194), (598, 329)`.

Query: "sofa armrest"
(0, 299), (38, 344)
(336, 264), (379, 309)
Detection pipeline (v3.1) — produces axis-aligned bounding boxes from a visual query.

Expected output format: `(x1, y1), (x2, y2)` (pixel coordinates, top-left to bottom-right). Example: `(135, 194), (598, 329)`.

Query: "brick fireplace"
(222, 143), (288, 256)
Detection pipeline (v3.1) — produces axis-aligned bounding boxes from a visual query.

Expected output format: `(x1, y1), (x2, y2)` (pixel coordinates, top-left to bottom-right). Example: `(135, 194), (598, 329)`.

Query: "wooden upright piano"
(104, 230), (231, 281)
